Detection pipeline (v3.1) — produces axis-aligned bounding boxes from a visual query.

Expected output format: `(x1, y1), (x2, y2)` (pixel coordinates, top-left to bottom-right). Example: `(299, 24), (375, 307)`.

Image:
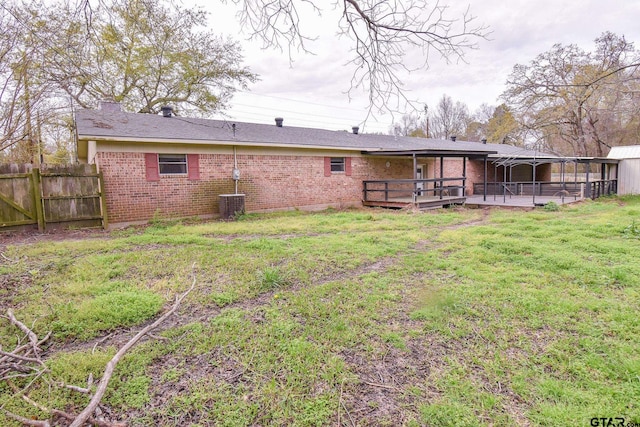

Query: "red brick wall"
(429, 158), (484, 195)
(97, 152), (414, 224)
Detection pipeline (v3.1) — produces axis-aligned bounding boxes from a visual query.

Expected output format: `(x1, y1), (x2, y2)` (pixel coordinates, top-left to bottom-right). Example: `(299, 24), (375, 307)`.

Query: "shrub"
(544, 201), (560, 211)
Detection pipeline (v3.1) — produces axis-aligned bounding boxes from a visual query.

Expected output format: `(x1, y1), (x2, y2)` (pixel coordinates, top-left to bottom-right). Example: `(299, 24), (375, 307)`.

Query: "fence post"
(98, 171), (109, 229)
(31, 168), (45, 231)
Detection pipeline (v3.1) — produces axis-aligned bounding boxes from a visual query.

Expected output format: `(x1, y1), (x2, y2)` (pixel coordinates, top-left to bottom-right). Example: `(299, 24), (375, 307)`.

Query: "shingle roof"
(75, 108), (552, 158)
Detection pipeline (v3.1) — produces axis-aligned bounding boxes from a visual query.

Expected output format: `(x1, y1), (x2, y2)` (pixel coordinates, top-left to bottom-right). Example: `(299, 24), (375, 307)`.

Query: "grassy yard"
(1, 198), (639, 426)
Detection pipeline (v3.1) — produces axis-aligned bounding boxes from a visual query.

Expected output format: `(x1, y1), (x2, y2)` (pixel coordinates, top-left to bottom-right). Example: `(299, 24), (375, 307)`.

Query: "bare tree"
(502, 32), (640, 156)
(390, 113), (420, 136)
(429, 94), (469, 139)
(225, 0), (489, 113)
(457, 103), (495, 142)
(0, 5), (56, 162)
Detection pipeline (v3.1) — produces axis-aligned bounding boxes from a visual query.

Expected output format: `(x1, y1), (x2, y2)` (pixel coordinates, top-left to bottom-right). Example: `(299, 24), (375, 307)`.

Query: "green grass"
(1, 200), (639, 426)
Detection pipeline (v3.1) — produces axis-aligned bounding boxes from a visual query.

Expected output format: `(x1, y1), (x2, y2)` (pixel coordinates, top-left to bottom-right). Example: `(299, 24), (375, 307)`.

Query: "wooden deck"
(465, 195), (584, 208)
(362, 177), (608, 211)
(363, 195), (467, 210)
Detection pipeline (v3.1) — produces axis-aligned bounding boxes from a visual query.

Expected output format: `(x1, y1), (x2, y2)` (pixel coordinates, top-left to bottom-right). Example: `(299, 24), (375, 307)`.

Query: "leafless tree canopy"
(502, 32), (640, 156)
(429, 94), (469, 139)
(226, 0), (489, 113)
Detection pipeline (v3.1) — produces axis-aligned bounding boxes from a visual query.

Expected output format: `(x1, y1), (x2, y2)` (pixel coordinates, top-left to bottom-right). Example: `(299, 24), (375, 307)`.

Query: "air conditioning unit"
(219, 194), (245, 220)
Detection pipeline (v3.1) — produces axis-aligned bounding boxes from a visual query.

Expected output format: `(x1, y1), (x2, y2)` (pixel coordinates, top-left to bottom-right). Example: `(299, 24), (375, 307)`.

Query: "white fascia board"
(78, 135), (380, 152)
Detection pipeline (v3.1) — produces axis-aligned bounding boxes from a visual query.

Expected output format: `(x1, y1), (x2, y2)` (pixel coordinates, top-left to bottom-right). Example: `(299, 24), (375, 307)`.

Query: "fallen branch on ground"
(69, 264), (197, 427)
(0, 311), (49, 383)
(6, 309), (40, 353)
(0, 252), (17, 263)
(1, 264), (197, 426)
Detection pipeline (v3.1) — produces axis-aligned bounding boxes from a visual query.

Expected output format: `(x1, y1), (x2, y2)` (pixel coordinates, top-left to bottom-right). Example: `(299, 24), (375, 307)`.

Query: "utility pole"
(424, 104), (430, 138)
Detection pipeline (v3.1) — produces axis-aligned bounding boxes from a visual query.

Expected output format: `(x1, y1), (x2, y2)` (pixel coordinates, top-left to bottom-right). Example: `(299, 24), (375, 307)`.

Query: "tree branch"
(69, 266), (198, 427)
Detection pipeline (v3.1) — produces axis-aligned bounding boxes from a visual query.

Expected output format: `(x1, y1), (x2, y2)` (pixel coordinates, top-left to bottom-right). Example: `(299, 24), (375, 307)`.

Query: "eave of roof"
(78, 134), (377, 152)
(363, 149), (496, 157)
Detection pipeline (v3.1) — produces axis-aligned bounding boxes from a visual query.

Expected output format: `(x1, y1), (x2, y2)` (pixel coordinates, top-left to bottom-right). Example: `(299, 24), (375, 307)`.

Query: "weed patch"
(2, 201), (640, 426)
(51, 290), (164, 340)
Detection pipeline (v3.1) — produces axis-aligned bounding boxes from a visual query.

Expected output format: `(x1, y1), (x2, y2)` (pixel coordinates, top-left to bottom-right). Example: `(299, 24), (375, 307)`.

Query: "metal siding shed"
(608, 145), (640, 195)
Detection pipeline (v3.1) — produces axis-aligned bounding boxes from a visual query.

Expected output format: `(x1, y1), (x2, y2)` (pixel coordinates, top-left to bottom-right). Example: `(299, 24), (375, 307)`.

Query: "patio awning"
(489, 154), (619, 167)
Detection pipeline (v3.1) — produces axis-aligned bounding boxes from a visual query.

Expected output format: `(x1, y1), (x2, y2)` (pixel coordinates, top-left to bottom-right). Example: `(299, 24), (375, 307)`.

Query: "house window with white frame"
(158, 154), (187, 175)
(330, 157), (345, 173)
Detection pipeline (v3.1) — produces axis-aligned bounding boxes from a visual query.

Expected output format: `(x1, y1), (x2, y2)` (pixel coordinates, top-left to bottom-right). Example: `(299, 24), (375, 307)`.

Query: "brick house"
(75, 104), (553, 226)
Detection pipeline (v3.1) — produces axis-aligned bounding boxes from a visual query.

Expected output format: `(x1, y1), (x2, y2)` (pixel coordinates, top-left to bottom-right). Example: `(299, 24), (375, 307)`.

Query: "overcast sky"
(192, 0), (640, 134)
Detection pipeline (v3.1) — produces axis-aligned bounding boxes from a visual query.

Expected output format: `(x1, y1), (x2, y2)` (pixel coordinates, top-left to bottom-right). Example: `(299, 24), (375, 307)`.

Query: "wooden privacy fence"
(0, 164), (107, 231)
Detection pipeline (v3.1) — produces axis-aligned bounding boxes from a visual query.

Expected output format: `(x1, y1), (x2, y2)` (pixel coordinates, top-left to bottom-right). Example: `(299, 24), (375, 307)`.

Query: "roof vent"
(352, 126), (359, 135)
(481, 138), (487, 144)
(450, 135), (457, 142)
(161, 106), (173, 117)
(275, 117), (283, 127)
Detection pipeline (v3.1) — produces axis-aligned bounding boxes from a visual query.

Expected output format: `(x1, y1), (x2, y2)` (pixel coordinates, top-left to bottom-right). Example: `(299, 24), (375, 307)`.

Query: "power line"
(223, 108), (391, 132)
(231, 102), (368, 122)
(228, 106), (386, 129)
(235, 90), (371, 112)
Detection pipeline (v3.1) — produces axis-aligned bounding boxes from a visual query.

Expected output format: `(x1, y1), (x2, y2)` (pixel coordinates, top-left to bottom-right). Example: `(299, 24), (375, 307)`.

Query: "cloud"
(196, 0), (640, 130)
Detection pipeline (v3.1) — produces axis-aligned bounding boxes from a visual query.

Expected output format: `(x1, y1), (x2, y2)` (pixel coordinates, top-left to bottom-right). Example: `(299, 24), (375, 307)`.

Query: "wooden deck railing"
(363, 177), (466, 202)
(588, 180), (617, 199)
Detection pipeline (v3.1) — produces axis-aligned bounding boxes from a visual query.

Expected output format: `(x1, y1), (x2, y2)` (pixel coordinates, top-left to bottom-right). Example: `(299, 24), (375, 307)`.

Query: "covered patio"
(362, 147), (493, 209)
(362, 178), (467, 209)
(362, 145), (619, 210)
(473, 152), (619, 206)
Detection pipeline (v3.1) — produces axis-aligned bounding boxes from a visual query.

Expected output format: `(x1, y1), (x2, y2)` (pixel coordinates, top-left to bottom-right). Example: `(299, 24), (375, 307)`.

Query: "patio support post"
(533, 160), (537, 205)
(574, 161), (578, 196)
(494, 163), (498, 201)
(561, 161), (566, 192)
(483, 158), (487, 201)
(413, 154), (417, 202)
(601, 163), (606, 197)
(439, 156), (444, 199)
(503, 164), (507, 203)
(586, 162), (591, 199)
(462, 157), (467, 197)
(509, 165), (513, 198)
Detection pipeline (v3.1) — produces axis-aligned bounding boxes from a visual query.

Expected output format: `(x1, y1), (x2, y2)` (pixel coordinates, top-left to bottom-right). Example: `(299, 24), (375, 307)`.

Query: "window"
(324, 156), (352, 177)
(159, 154), (187, 174)
(145, 153), (199, 181)
(330, 157), (345, 173)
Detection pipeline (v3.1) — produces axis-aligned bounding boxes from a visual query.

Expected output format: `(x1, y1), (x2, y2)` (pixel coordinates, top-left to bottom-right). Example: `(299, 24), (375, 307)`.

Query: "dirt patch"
(0, 272), (31, 310)
(204, 232), (328, 242)
(0, 227), (110, 247)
